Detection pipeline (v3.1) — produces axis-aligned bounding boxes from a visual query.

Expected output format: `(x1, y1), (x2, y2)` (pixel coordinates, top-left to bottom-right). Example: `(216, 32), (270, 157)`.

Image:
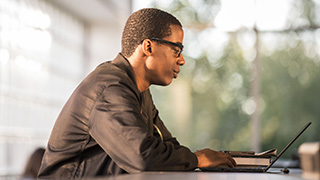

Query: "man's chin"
(154, 79), (173, 86)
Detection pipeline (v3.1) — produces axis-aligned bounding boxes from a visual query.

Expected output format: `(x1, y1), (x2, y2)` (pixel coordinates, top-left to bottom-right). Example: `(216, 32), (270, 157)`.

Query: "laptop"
(200, 122), (312, 173)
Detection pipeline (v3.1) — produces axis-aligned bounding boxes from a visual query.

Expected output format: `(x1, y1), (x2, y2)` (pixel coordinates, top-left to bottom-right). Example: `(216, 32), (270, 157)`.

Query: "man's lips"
(173, 70), (180, 78)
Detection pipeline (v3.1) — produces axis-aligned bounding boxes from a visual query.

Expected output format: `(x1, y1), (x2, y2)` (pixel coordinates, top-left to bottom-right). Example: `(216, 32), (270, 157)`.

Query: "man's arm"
(146, 91), (236, 169)
(88, 82), (197, 173)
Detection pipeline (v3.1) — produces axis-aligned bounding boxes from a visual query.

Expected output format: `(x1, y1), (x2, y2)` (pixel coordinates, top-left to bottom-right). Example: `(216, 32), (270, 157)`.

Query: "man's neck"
(126, 53), (150, 92)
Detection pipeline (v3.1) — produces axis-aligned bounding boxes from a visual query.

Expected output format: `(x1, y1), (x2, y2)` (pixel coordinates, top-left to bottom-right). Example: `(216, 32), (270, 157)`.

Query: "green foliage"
(149, 0), (320, 157)
(260, 33), (320, 156)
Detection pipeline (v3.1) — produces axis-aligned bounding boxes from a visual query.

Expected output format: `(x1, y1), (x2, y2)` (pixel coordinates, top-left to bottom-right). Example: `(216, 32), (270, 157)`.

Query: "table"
(103, 168), (313, 180)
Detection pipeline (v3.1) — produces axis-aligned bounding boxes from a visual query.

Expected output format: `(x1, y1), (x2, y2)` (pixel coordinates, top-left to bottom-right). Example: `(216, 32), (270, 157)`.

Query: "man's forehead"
(166, 25), (184, 43)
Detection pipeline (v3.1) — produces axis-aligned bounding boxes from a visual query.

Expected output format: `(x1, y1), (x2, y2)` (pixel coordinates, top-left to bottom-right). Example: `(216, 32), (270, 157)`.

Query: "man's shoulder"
(75, 54), (138, 97)
(90, 60), (132, 84)
(93, 54), (133, 81)
(77, 59), (137, 97)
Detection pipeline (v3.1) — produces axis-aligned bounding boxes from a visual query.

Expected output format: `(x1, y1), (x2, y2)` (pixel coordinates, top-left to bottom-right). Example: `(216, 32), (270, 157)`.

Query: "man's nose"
(177, 54), (185, 66)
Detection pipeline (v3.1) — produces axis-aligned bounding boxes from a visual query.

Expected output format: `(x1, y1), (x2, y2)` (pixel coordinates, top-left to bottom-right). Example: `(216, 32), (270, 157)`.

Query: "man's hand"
(194, 148), (237, 168)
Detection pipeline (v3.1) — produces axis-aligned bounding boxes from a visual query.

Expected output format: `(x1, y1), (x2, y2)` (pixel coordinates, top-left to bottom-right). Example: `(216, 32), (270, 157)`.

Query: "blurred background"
(0, 0), (319, 177)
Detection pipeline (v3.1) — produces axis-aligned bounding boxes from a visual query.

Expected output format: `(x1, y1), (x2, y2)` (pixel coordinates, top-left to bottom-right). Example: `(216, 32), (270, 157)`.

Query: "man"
(38, 8), (236, 179)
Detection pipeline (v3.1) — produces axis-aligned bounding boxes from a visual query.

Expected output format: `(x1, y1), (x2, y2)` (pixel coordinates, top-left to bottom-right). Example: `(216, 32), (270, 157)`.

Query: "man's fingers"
(225, 157), (237, 168)
(224, 154), (236, 167)
(226, 161), (234, 168)
(222, 153), (236, 164)
(195, 149), (238, 168)
(230, 157), (237, 167)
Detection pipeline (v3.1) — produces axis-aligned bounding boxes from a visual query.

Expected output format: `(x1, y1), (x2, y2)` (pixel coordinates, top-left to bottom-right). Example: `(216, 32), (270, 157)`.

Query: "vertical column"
(170, 79), (192, 146)
(251, 27), (260, 152)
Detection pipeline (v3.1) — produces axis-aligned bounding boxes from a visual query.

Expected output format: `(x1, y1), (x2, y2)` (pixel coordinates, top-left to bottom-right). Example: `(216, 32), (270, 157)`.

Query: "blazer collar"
(111, 53), (138, 88)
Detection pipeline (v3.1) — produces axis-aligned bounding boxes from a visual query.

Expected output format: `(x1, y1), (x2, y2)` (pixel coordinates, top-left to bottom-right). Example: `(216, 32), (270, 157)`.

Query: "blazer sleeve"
(88, 81), (198, 173)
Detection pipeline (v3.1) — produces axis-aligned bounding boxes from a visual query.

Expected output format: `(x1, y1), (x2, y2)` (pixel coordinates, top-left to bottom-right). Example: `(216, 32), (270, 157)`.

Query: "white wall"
(86, 24), (124, 74)
(0, 0), (131, 176)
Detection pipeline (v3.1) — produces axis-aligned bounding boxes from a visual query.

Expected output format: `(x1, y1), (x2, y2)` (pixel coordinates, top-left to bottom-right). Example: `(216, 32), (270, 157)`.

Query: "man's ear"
(142, 39), (152, 56)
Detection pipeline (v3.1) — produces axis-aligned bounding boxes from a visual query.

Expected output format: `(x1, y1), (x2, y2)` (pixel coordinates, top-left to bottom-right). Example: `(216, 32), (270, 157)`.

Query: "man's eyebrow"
(177, 43), (184, 49)
(172, 41), (183, 48)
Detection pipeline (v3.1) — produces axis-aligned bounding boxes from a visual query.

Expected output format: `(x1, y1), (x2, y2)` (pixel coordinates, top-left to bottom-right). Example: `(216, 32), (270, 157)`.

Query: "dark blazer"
(38, 53), (198, 179)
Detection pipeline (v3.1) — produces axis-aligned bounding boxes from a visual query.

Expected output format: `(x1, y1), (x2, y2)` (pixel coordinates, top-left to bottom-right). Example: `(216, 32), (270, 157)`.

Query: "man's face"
(146, 25), (185, 86)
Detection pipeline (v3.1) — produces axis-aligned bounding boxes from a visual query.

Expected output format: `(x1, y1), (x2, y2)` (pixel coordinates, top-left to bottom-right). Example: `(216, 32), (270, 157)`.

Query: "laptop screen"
(264, 122), (312, 172)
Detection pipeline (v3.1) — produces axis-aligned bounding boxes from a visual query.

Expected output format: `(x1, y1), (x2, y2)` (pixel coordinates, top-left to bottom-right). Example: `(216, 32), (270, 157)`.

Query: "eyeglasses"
(149, 38), (184, 57)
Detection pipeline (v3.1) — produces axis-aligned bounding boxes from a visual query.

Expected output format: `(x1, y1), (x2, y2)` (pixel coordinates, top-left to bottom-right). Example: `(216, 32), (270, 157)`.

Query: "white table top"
(103, 168), (313, 180)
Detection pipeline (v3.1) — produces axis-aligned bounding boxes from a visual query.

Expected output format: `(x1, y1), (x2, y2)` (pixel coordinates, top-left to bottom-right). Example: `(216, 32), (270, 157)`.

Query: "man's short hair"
(121, 8), (182, 58)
